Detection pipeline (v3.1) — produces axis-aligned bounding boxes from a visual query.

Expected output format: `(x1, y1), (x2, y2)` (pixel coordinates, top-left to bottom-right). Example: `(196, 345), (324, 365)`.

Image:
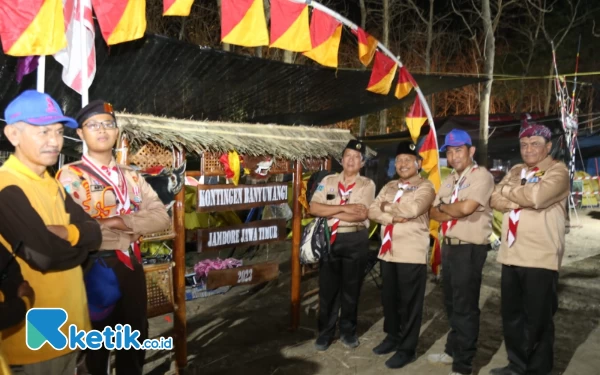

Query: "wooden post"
(324, 157), (332, 172)
(290, 160), (303, 331)
(173, 150), (187, 370)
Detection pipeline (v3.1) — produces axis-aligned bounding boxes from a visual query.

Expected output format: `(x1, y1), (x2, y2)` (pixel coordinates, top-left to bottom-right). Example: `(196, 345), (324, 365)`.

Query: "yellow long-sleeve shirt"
(0, 155), (102, 365)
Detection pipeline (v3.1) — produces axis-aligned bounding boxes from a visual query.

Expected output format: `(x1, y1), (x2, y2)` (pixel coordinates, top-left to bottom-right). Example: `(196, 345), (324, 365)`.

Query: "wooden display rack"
(115, 113), (364, 373)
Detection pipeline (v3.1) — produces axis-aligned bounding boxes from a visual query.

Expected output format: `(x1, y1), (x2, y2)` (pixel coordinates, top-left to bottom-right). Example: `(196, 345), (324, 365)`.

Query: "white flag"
(53, 0), (96, 94)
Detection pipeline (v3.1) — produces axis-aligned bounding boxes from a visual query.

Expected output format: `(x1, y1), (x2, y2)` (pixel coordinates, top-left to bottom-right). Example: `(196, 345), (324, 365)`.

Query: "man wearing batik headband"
(368, 141), (435, 369)
(309, 140), (376, 351)
(56, 100), (170, 375)
(489, 117), (569, 375)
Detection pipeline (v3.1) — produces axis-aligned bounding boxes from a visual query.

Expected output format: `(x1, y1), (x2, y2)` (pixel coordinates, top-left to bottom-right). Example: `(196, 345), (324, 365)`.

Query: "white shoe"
(449, 372), (471, 375)
(427, 352), (453, 365)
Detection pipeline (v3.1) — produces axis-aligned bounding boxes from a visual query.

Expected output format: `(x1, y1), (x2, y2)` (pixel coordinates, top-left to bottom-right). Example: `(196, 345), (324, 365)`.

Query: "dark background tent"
(0, 31), (483, 127)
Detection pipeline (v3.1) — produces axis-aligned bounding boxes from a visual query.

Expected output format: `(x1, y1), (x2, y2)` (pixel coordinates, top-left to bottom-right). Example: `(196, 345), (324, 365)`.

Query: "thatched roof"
(116, 113), (376, 160)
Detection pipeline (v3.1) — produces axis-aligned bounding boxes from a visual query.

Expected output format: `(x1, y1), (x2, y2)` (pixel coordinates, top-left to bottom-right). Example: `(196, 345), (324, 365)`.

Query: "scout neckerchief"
(379, 182), (409, 256)
(507, 167), (539, 247)
(80, 155), (141, 269)
(441, 163), (478, 236)
(329, 181), (356, 245)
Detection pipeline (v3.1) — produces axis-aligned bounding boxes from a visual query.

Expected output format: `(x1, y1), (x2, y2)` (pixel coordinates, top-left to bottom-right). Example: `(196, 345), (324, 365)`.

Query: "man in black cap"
(309, 140), (376, 351)
(368, 141), (435, 368)
(56, 100), (170, 375)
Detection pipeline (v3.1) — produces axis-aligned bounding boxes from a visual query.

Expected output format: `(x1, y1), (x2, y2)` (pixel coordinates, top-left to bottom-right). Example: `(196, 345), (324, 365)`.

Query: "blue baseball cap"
(440, 129), (472, 152)
(4, 90), (78, 129)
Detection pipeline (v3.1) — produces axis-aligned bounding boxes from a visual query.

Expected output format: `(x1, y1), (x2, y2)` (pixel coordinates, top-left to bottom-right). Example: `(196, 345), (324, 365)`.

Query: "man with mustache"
(368, 141), (435, 369)
(489, 118), (569, 375)
(56, 100), (170, 375)
(309, 140), (375, 351)
(428, 129), (495, 375)
(0, 90), (102, 375)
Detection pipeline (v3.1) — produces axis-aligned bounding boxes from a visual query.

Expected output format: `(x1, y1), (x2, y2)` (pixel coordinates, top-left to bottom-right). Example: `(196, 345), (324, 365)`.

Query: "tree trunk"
(178, 18), (187, 41)
(544, 62), (554, 115)
(479, 0), (495, 168)
(217, 0), (231, 52)
(358, 0), (368, 137)
(283, 50), (294, 63)
(425, 0), (434, 74)
(379, 0), (390, 135)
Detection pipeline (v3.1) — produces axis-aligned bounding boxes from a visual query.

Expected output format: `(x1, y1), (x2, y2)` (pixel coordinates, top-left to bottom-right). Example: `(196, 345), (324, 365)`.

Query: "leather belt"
(444, 237), (469, 246)
(336, 226), (366, 234)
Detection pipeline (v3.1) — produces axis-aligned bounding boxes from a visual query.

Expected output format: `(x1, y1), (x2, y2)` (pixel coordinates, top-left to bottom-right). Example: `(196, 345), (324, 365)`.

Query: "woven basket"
(140, 215), (176, 242)
(145, 262), (175, 318)
(130, 142), (174, 170)
(201, 152), (225, 176)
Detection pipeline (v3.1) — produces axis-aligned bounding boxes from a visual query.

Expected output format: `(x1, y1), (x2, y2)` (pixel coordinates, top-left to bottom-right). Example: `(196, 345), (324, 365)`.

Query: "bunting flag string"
(302, 9), (342, 68)
(92, 0), (146, 46)
(0, 0), (67, 56)
(366, 51), (398, 95)
(419, 128), (442, 275)
(221, 0), (269, 47)
(163, 0), (194, 16)
(395, 66), (417, 99)
(353, 27), (377, 66)
(270, 0), (311, 52)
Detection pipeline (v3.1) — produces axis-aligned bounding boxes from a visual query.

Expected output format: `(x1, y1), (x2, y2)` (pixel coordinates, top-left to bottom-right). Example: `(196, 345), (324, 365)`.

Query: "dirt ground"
(142, 208), (600, 375)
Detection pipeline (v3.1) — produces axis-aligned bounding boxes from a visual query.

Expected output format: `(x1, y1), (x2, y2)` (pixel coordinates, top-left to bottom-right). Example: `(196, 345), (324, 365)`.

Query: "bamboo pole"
(173, 150), (187, 369)
(290, 160), (303, 330)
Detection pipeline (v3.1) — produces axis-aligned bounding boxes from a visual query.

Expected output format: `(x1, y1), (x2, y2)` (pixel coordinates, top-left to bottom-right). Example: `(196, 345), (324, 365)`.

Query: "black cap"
(75, 99), (116, 127)
(396, 141), (419, 157)
(344, 140), (365, 155)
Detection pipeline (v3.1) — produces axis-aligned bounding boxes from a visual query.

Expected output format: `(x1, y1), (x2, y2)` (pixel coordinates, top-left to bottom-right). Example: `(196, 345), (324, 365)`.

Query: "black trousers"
(441, 243), (488, 375)
(501, 265), (558, 375)
(85, 254), (148, 375)
(318, 229), (369, 339)
(381, 261), (426, 356)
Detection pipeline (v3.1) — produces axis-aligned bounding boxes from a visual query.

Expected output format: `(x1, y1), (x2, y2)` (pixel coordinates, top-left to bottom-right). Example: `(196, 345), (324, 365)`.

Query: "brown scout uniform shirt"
(310, 173), (376, 229)
(57, 156), (171, 251)
(368, 174), (436, 264)
(433, 165), (495, 245)
(490, 156), (569, 271)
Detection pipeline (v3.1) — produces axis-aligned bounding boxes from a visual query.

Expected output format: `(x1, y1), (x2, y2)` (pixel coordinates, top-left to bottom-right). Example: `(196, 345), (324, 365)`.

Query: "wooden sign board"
(197, 183), (288, 212)
(197, 219), (287, 252)
(206, 261), (279, 290)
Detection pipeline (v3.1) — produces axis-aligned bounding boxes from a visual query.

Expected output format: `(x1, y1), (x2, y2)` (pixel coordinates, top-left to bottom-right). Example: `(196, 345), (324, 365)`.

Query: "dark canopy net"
(0, 32), (484, 126)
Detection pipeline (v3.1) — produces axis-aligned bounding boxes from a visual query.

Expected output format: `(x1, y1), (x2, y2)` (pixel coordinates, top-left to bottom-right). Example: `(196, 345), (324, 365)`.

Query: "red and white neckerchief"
(506, 167), (539, 247)
(82, 155), (141, 269)
(330, 181), (356, 245)
(379, 182), (409, 256)
(441, 164), (478, 236)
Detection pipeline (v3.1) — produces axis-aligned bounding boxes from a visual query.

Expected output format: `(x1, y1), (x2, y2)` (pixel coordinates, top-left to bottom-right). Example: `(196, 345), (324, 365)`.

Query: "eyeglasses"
(84, 120), (117, 131)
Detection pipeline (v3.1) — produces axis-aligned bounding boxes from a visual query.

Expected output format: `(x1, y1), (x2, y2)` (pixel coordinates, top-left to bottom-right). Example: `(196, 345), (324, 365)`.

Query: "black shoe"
(489, 366), (521, 375)
(372, 340), (398, 355)
(385, 352), (416, 369)
(340, 335), (360, 349)
(314, 336), (331, 351)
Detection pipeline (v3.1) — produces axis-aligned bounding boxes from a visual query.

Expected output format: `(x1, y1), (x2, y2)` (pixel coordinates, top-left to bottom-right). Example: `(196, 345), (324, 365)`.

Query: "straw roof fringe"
(116, 113), (376, 160)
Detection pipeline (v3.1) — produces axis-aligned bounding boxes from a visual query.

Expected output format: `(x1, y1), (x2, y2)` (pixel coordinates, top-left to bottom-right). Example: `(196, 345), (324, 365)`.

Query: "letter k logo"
(26, 308), (69, 350)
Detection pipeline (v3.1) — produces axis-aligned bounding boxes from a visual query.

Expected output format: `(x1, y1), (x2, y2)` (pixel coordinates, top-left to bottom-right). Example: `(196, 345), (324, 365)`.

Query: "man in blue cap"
(428, 129), (495, 375)
(0, 90), (102, 374)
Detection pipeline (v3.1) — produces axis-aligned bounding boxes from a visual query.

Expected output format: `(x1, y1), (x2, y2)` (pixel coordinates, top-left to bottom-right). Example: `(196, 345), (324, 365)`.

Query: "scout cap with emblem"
(344, 139), (366, 155)
(396, 141), (419, 158)
(75, 99), (116, 127)
(4, 90), (78, 129)
(440, 129), (472, 152)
